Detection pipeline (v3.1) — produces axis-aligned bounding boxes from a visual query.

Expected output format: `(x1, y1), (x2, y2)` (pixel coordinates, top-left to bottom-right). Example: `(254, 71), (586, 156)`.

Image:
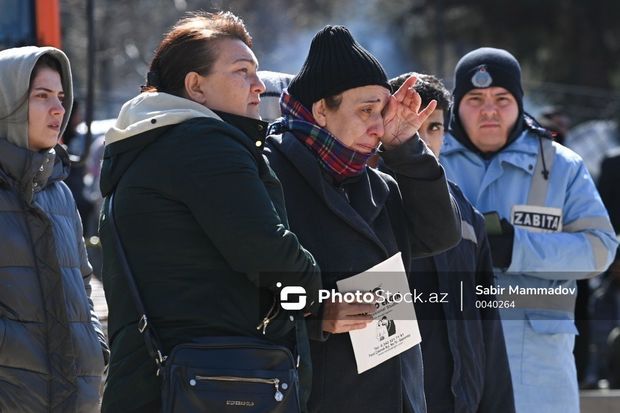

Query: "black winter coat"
(265, 132), (461, 413)
(598, 148), (620, 234)
(0, 139), (107, 413)
(99, 116), (321, 412)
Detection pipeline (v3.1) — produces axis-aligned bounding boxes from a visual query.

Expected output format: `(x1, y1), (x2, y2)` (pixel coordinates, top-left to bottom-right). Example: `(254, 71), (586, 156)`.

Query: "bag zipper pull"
(274, 379), (284, 402)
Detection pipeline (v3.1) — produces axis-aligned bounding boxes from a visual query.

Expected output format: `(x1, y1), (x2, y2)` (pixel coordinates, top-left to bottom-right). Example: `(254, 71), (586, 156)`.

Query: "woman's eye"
(362, 107), (372, 114)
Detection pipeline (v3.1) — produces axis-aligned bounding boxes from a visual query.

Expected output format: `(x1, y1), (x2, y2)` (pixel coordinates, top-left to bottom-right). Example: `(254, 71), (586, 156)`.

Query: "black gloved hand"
(487, 218), (515, 269)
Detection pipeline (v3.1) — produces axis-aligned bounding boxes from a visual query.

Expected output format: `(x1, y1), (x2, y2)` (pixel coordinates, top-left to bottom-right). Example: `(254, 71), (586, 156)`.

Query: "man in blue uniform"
(440, 47), (618, 413)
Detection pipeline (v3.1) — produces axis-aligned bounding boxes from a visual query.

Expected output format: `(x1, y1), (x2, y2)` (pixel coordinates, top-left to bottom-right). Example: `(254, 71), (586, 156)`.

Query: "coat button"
(528, 164), (533, 170)
(33, 182), (38, 187)
(151, 118), (157, 124)
(255, 141), (263, 147)
(258, 124), (264, 131)
(289, 315), (294, 322)
(39, 166), (44, 172)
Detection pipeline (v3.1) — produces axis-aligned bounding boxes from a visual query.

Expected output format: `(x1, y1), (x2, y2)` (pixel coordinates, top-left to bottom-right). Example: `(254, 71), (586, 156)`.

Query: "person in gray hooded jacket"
(0, 46), (108, 413)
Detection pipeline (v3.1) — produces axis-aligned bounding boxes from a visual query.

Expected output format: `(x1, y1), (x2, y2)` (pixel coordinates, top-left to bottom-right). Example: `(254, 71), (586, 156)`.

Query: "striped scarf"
(267, 91), (374, 181)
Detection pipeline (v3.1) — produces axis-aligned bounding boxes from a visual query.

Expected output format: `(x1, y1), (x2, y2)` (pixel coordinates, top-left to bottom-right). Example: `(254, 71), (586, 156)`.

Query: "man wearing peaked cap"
(265, 25), (462, 413)
(440, 47), (618, 413)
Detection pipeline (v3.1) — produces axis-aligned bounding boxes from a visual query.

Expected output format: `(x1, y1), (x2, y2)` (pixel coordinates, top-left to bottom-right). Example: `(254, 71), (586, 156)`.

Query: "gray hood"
(0, 46), (73, 149)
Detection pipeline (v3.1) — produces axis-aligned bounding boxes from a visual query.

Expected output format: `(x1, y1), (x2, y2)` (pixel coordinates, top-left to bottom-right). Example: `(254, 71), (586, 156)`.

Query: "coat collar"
(214, 110), (268, 151)
(442, 129), (540, 175)
(268, 132), (390, 254)
(0, 138), (70, 203)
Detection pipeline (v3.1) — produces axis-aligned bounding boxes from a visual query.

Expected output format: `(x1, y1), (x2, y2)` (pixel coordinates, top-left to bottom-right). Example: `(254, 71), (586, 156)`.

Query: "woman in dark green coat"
(99, 12), (321, 412)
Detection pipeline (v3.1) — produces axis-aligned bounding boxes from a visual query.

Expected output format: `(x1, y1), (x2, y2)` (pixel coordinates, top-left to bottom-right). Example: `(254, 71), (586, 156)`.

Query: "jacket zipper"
(256, 298), (279, 334)
(190, 375), (284, 401)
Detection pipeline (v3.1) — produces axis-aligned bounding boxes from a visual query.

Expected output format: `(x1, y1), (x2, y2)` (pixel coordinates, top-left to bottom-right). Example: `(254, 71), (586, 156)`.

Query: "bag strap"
(107, 191), (168, 372)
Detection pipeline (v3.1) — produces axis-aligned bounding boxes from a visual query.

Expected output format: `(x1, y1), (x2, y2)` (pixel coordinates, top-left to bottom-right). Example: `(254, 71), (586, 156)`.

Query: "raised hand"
(381, 75), (437, 149)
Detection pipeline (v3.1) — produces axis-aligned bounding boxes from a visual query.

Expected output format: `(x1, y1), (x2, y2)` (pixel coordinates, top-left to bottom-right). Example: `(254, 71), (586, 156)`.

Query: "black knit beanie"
(448, 47), (526, 158)
(452, 47), (523, 113)
(288, 25), (391, 110)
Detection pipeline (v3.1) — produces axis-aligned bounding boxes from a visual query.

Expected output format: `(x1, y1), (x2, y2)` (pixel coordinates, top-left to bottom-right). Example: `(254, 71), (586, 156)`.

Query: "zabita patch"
(510, 205), (563, 232)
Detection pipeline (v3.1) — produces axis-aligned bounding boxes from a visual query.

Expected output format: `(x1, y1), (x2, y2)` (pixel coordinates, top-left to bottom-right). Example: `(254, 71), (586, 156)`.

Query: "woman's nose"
(370, 116), (385, 139)
(51, 99), (65, 116)
(253, 75), (266, 95)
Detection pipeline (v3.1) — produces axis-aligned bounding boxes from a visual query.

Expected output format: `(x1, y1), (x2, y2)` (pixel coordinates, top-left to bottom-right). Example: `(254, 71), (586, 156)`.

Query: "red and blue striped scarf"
(268, 91), (374, 181)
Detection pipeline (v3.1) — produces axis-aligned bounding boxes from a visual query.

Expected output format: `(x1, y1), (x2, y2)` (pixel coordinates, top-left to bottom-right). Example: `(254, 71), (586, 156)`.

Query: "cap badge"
(471, 65), (492, 88)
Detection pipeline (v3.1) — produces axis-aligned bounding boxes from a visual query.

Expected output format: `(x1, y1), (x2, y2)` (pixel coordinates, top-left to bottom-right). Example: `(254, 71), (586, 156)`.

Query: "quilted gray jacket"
(0, 139), (108, 412)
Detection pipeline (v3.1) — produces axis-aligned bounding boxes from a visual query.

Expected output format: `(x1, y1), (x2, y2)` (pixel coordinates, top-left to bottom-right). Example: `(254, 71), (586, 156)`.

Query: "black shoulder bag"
(106, 192), (301, 412)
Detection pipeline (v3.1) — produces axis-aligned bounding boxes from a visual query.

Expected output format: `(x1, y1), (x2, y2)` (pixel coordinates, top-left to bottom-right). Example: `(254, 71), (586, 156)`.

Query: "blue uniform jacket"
(440, 128), (618, 413)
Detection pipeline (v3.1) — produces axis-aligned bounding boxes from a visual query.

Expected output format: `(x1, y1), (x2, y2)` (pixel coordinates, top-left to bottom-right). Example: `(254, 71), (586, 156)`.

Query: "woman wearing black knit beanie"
(265, 25), (461, 413)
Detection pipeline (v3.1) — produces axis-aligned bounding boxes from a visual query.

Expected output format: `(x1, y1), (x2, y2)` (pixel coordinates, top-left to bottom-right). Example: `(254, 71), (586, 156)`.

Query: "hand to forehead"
(382, 75), (437, 149)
